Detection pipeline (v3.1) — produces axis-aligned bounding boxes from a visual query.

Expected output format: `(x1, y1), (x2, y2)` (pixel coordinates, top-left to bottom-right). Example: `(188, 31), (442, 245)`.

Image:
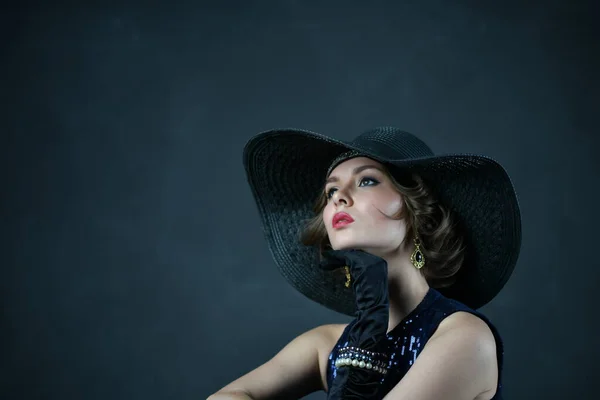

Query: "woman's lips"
(332, 212), (355, 229)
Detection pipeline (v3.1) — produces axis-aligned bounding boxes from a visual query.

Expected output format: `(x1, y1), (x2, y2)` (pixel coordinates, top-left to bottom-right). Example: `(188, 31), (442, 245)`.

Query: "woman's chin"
(330, 242), (397, 258)
(331, 241), (374, 251)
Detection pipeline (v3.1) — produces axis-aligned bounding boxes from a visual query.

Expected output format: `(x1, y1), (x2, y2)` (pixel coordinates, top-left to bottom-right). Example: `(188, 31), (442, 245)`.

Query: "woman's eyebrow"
(326, 165), (384, 184)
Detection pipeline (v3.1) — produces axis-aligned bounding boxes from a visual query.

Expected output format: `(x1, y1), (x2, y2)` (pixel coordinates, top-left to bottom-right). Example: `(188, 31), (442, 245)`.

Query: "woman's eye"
(325, 178), (378, 199)
(359, 177), (379, 186)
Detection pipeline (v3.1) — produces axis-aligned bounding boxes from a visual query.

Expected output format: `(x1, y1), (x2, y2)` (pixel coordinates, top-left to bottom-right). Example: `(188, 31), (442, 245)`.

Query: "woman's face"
(322, 157), (407, 254)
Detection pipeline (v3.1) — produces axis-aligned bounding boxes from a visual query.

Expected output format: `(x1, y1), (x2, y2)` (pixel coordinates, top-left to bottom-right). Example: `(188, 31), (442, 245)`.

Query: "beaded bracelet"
(334, 346), (389, 375)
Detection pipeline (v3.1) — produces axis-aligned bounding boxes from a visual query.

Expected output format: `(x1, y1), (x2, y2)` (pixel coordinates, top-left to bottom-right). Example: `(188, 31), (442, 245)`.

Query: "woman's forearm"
(207, 391), (254, 400)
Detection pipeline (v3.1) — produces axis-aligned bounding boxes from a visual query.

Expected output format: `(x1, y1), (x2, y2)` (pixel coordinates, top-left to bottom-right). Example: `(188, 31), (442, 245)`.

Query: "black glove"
(320, 249), (390, 400)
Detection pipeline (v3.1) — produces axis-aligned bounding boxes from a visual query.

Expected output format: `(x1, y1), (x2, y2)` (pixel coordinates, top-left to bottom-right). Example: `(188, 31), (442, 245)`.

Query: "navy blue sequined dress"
(327, 288), (504, 399)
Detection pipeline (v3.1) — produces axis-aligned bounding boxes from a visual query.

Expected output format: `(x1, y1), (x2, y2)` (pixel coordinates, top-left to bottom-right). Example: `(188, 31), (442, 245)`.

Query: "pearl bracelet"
(334, 346), (388, 375)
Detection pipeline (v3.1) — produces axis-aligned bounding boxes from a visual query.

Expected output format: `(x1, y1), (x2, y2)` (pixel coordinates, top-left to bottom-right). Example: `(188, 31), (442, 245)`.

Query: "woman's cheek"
(322, 205), (334, 229)
(373, 196), (403, 218)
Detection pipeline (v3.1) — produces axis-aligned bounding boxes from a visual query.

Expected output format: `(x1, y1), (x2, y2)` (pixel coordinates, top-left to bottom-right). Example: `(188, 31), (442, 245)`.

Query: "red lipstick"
(332, 212), (355, 229)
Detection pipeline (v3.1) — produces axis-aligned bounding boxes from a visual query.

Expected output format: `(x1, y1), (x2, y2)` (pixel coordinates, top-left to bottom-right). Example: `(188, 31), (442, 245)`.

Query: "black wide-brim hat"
(243, 127), (521, 314)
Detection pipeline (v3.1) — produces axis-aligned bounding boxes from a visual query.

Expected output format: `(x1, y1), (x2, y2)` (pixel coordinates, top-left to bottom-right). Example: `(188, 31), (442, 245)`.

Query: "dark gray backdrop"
(2, 1), (599, 399)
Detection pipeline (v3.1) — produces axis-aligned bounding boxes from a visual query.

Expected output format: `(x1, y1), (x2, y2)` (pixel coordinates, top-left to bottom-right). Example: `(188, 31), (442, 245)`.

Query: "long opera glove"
(320, 249), (390, 400)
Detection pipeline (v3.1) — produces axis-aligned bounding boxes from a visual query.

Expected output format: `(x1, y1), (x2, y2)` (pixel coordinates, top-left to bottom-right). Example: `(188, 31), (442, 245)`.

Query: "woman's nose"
(333, 189), (352, 207)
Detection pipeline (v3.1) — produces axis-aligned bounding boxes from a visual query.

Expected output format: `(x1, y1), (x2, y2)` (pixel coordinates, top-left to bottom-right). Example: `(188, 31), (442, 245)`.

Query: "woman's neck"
(384, 252), (430, 333)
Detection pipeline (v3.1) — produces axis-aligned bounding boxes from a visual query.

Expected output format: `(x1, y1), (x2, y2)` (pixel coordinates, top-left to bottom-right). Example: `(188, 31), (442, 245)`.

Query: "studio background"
(2, 1), (598, 399)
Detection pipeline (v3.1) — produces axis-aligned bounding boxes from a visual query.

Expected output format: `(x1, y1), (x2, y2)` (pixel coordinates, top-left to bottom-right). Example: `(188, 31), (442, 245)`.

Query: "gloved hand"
(320, 249), (390, 400)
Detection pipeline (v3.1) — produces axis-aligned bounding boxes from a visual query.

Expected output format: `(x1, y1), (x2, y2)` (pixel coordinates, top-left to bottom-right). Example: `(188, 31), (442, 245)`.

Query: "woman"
(208, 127), (521, 400)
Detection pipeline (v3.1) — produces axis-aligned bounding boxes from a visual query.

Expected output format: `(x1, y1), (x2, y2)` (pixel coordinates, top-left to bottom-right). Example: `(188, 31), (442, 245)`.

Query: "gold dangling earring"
(411, 236), (425, 269)
(344, 266), (352, 288)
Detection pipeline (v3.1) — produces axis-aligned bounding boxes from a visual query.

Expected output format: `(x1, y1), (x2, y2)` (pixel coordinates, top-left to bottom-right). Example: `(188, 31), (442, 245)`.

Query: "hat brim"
(243, 128), (521, 314)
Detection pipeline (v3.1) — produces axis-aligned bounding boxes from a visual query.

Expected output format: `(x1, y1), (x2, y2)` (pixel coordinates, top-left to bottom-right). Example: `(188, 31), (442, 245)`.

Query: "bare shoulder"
(318, 323), (348, 341)
(296, 323), (347, 350)
(313, 323), (349, 391)
(279, 322), (348, 360)
(435, 311), (496, 345)
(433, 311), (498, 365)
(311, 323), (349, 358)
(434, 311), (498, 397)
(383, 312), (499, 399)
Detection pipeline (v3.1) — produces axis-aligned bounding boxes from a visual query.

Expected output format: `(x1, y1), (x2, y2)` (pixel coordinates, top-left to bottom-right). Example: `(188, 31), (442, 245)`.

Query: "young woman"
(208, 127), (521, 400)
